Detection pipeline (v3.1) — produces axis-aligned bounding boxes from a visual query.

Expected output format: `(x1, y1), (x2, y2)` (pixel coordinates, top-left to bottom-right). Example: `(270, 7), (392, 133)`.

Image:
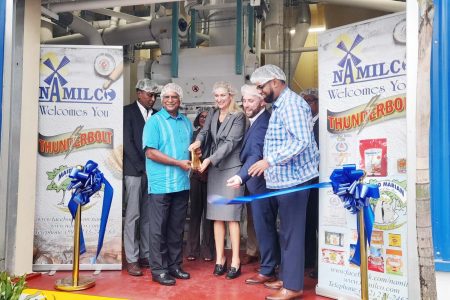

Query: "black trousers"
(148, 190), (189, 275)
(186, 177), (215, 259)
(305, 177), (319, 269)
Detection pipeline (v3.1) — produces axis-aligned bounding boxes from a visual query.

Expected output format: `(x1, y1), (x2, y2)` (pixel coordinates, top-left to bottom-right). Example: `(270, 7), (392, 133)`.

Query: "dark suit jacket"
(196, 108), (246, 170)
(237, 110), (271, 194)
(123, 101), (157, 176)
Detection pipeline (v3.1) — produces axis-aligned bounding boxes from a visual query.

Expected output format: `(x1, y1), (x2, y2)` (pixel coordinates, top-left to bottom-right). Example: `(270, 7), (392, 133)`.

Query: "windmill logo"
(43, 56), (70, 87)
(41, 55), (70, 102)
(336, 34), (363, 69)
(331, 34), (366, 86)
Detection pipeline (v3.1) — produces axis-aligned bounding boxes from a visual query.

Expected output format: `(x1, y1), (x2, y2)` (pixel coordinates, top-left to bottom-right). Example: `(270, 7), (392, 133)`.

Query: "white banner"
(34, 45), (123, 271)
(317, 13), (408, 299)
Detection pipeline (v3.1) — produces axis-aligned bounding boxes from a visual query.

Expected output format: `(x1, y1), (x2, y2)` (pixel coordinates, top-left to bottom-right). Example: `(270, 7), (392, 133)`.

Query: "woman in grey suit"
(189, 81), (245, 279)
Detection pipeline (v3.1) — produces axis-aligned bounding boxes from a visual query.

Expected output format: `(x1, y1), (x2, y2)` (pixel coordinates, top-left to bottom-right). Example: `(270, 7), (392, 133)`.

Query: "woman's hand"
(188, 141), (201, 152)
(199, 158), (211, 173)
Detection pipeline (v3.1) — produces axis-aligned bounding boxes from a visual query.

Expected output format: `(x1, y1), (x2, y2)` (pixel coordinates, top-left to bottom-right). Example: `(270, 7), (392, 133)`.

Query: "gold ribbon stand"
(55, 203), (95, 291)
(358, 171), (369, 300)
(358, 209), (369, 300)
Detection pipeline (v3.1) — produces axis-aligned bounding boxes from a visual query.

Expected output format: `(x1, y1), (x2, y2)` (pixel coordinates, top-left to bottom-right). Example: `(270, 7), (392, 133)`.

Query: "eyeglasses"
(199, 114), (207, 119)
(256, 80), (272, 91)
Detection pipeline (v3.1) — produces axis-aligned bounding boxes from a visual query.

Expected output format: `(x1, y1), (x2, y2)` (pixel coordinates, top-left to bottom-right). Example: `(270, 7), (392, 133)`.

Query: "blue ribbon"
(67, 160), (114, 262)
(330, 164), (379, 266)
(210, 164), (380, 267)
(208, 182), (331, 204)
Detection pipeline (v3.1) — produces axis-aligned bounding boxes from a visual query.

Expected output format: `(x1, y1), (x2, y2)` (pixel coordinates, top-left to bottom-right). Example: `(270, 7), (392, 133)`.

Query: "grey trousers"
(124, 175), (149, 263)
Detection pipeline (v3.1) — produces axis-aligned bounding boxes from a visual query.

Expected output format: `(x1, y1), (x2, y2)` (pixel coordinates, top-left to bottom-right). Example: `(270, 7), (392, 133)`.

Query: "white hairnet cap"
(161, 82), (183, 101)
(136, 78), (162, 93)
(300, 88), (318, 97)
(241, 84), (263, 100)
(212, 81), (237, 96)
(250, 64), (287, 85)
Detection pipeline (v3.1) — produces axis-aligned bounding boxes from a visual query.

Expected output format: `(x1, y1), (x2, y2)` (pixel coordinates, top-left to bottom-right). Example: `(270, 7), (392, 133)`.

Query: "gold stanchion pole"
(55, 203), (95, 291)
(358, 209), (369, 300)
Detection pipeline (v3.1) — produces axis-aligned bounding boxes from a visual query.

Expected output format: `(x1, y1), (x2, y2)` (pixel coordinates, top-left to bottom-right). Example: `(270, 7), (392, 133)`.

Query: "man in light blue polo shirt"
(143, 82), (193, 286)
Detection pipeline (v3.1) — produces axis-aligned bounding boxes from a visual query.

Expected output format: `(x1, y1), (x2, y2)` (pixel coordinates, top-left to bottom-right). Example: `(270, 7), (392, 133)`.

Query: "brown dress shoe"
(265, 288), (303, 300)
(246, 274), (277, 285)
(127, 262), (143, 276)
(241, 254), (258, 265)
(264, 280), (283, 290)
(139, 257), (150, 268)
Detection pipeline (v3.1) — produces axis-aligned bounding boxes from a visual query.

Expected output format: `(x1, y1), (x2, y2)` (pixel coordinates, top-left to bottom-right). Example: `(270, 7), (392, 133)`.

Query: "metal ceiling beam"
(45, 0), (182, 14)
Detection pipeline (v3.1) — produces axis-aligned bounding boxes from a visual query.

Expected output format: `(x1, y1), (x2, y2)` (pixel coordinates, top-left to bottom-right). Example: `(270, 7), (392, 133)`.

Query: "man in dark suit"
(123, 78), (161, 276)
(227, 84), (280, 285)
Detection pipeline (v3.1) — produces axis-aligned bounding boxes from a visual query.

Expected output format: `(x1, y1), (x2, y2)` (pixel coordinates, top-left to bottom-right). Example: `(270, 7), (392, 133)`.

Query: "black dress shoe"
(169, 268), (190, 280)
(152, 272), (176, 286)
(213, 258), (227, 276)
(225, 264), (241, 279)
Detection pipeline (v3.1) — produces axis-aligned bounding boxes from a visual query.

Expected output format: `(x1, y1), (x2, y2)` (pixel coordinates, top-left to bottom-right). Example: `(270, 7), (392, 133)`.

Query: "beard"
(264, 89), (275, 103)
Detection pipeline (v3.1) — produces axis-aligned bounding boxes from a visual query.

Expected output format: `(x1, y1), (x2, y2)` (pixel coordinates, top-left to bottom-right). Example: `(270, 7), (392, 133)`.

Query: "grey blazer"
(196, 108), (246, 170)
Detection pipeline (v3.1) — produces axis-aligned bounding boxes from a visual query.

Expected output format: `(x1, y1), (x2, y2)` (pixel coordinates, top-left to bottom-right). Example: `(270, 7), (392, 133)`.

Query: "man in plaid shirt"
(249, 65), (319, 300)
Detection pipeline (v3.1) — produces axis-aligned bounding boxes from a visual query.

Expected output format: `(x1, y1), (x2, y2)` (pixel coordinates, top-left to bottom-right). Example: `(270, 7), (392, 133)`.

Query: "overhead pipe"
(319, 0), (405, 12)
(52, 12), (103, 45)
(134, 33), (209, 49)
(43, 16), (188, 45)
(46, 0), (181, 14)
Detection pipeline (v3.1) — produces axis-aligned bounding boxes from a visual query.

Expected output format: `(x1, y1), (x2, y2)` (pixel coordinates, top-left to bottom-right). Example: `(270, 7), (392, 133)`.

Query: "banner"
(317, 13), (408, 299)
(34, 45), (123, 271)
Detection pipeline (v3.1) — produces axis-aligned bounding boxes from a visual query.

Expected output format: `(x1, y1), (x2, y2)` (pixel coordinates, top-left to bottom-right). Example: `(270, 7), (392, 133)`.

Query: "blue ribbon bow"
(67, 160), (114, 263)
(330, 164), (379, 266)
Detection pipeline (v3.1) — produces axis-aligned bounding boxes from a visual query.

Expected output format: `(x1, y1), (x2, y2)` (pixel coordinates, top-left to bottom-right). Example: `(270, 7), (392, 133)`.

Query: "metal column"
(171, 2), (179, 78)
(189, 8), (197, 48)
(431, 0), (450, 271)
(235, 0), (242, 75)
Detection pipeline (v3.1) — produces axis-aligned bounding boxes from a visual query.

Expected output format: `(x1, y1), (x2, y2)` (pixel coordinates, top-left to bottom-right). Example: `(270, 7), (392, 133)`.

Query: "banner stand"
(55, 203), (95, 291)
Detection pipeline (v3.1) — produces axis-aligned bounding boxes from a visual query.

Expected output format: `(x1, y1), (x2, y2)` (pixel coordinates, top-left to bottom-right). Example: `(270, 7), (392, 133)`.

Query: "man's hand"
(248, 159), (269, 177)
(188, 141), (201, 152)
(177, 160), (192, 171)
(226, 175), (242, 189)
(194, 147), (202, 158)
(199, 158), (211, 173)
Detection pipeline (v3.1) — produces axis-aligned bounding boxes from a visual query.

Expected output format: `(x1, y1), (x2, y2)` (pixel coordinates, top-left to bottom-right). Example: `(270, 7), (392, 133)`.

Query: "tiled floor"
(27, 259), (331, 300)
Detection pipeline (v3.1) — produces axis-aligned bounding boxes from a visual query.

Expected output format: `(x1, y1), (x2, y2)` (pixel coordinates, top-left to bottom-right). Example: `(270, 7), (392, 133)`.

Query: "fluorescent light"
(290, 29), (296, 35)
(308, 26), (326, 33)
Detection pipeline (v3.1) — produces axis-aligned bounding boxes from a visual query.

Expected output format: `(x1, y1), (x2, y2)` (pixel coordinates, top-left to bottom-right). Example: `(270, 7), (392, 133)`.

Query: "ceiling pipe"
(261, 46), (318, 54)
(43, 16), (188, 45)
(45, 0), (182, 14)
(319, 0), (405, 12)
(52, 12), (104, 45)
